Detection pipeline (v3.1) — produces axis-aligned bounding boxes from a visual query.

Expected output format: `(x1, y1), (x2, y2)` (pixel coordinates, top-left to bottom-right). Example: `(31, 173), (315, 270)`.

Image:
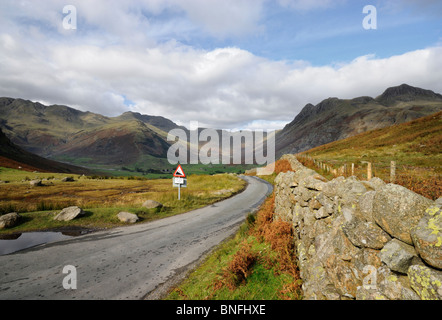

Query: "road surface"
(0, 175), (272, 300)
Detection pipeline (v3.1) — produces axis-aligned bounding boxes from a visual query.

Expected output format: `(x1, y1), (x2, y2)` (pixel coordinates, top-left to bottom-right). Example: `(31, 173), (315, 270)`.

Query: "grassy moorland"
(166, 159), (302, 300)
(298, 111), (442, 200)
(0, 168), (246, 234)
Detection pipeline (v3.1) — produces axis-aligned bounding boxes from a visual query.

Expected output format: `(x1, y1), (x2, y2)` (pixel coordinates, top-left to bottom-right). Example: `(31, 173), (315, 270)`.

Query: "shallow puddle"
(0, 229), (90, 255)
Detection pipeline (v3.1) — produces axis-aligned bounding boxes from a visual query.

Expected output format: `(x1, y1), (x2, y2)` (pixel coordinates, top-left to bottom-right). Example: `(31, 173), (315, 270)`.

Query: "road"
(0, 175), (272, 300)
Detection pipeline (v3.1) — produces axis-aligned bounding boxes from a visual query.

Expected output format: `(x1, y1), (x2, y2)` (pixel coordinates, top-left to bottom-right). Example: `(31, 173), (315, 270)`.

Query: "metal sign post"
(173, 165), (187, 200)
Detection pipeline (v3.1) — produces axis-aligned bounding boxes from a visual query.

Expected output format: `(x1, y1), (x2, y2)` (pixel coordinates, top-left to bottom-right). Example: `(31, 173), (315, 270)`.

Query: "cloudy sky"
(0, 0), (441, 130)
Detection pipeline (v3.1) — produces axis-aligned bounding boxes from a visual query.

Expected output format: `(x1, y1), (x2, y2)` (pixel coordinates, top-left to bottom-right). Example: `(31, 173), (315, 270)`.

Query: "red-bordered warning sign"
(173, 164), (186, 177)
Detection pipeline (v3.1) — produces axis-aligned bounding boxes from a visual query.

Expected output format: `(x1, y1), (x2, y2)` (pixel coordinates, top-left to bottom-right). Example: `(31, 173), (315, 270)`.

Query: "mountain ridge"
(275, 84), (442, 157)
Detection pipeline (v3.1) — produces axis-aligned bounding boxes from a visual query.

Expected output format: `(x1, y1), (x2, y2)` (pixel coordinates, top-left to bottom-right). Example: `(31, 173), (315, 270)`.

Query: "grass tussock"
(215, 240), (258, 291)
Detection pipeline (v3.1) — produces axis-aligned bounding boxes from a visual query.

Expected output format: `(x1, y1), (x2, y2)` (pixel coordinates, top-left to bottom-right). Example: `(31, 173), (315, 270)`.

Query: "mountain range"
(0, 84), (441, 173)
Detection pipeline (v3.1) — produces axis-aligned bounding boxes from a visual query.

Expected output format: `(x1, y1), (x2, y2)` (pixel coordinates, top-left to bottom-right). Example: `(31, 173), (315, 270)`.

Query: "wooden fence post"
(390, 161), (396, 183)
(367, 162), (372, 180)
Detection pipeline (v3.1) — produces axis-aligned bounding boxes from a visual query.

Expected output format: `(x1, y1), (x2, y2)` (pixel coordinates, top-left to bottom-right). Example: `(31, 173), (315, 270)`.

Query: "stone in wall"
(373, 184), (433, 245)
(411, 203), (442, 269)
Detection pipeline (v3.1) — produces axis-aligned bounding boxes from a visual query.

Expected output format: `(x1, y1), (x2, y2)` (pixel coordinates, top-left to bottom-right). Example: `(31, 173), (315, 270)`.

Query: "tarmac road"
(0, 175), (272, 300)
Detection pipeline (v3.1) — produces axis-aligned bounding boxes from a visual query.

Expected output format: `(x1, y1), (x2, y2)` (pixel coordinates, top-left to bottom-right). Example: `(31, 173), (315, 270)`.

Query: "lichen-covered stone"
(342, 215), (391, 249)
(411, 205), (442, 269)
(373, 184), (433, 244)
(408, 264), (442, 300)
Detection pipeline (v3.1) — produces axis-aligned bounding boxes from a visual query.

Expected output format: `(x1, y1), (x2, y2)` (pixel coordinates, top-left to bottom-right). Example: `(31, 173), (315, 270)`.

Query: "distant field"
(0, 167), (246, 234)
(298, 111), (442, 200)
(51, 153), (256, 179)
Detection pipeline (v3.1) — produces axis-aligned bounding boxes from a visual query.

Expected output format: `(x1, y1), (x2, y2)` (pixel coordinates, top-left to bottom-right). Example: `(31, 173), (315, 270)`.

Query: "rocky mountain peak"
(376, 84), (442, 106)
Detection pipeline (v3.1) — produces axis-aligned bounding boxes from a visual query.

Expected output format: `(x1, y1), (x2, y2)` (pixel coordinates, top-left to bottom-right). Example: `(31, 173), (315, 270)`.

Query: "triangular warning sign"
(173, 164), (186, 177)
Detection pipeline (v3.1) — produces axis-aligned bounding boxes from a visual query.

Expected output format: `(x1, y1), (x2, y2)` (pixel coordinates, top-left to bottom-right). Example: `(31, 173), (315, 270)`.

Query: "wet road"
(0, 176), (272, 300)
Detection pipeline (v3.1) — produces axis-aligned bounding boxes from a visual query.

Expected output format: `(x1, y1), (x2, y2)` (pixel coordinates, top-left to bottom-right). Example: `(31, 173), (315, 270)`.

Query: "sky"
(0, 0), (441, 131)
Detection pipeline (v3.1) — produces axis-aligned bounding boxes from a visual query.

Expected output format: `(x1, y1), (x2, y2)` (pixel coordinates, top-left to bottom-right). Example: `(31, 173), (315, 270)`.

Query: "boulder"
(373, 184), (433, 244)
(379, 239), (418, 274)
(411, 204), (442, 269)
(54, 206), (84, 221)
(117, 212), (139, 224)
(61, 176), (75, 182)
(0, 212), (21, 229)
(142, 200), (163, 209)
(30, 179), (42, 187)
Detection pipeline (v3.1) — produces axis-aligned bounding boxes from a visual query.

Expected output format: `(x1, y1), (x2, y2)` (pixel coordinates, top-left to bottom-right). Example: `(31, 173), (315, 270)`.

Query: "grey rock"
(315, 193), (334, 214)
(358, 190), (376, 223)
(314, 207), (329, 220)
(0, 212), (21, 229)
(142, 200), (163, 209)
(365, 177), (386, 190)
(302, 175), (326, 191)
(342, 214), (391, 249)
(30, 179), (42, 187)
(373, 184), (433, 244)
(411, 204), (442, 269)
(380, 239), (418, 274)
(117, 212), (139, 224)
(54, 206), (84, 221)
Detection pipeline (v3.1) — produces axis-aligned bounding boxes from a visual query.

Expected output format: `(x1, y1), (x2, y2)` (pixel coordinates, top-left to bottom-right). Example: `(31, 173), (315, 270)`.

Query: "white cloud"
(0, 1), (441, 131)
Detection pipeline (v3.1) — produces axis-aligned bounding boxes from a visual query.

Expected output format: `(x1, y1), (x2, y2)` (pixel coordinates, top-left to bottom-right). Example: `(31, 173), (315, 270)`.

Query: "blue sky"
(171, 1), (441, 64)
(0, 0), (441, 130)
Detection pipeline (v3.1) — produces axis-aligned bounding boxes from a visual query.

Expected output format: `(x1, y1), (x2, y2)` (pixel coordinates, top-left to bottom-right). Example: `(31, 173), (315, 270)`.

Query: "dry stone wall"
(274, 154), (442, 300)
